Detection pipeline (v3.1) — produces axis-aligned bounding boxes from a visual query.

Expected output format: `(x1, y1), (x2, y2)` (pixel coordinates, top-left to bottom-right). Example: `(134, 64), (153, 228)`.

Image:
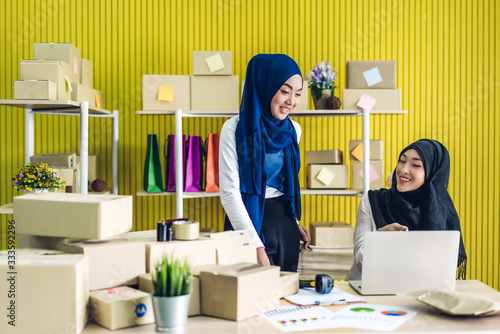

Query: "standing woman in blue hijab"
(219, 54), (311, 272)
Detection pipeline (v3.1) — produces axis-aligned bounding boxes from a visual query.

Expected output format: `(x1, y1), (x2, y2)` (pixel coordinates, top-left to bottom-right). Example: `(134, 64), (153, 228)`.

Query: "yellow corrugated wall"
(0, 0), (498, 290)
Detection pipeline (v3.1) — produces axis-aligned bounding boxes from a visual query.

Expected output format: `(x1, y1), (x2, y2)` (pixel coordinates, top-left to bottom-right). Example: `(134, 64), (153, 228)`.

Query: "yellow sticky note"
(315, 167), (336, 186)
(95, 94), (101, 108)
(351, 143), (372, 163)
(205, 53), (225, 73)
(157, 85), (175, 102)
(65, 75), (73, 93)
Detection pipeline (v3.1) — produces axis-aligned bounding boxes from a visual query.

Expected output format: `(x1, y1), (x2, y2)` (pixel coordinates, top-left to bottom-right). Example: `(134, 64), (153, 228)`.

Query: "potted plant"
(12, 162), (66, 193)
(307, 61), (341, 110)
(151, 255), (193, 333)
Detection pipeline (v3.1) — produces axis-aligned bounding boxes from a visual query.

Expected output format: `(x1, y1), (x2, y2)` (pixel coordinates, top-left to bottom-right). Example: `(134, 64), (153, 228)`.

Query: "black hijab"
(367, 139), (467, 279)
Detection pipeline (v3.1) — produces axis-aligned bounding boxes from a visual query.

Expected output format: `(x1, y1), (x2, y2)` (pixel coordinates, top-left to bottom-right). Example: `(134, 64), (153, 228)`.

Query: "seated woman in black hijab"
(346, 139), (467, 280)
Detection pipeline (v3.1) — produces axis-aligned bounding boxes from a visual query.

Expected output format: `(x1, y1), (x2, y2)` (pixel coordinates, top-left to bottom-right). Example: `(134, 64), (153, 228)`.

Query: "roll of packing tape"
(172, 220), (200, 240)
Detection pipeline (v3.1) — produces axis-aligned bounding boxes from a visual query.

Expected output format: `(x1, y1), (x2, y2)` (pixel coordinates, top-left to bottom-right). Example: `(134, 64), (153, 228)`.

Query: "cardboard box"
(192, 51), (232, 75)
(77, 154), (101, 186)
(190, 75), (239, 110)
(306, 149), (343, 165)
(80, 58), (93, 86)
(298, 245), (354, 280)
(89, 286), (154, 330)
(279, 271), (299, 298)
(310, 221), (354, 247)
(142, 75), (190, 111)
(306, 164), (348, 189)
(138, 274), (201, 316)
(30, 152), (76, 168)
(70, 82), (93, 103)
(14, 80), (57, 100)
(342, 89), (401, 110)
(13, 193), (133, 239)
(210, 230), (257, 265)
(58, 239), (146, 290)
(200, 263), (280, 321)
(34, 42), (80, 76)
(0, 252), (89, 334)
(349, 140), (384, 161)
(121, 230), (217, 272)
(52, 166), (78, 193)
(346, 60), (397, 89)
(20, 60), (73, 100)
(352, 160), (384, 190)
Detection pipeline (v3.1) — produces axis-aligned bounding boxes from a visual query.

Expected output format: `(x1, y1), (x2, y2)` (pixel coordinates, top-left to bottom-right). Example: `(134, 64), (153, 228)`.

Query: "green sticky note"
(205, 53), (225, 73)
(316, 167), (336, 186)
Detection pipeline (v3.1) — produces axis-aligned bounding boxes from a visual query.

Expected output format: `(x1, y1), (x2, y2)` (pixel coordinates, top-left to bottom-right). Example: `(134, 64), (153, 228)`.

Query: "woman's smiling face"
(396, 149), (426, 192)
(269, 76), (303, 121)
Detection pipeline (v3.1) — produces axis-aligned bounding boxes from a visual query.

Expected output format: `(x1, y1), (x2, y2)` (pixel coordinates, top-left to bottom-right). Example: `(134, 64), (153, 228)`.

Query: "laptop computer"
(348, 230), (460, 295)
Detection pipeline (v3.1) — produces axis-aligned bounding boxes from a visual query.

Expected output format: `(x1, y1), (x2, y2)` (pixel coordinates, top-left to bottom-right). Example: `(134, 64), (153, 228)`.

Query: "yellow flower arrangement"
(12, 162), (66, 192)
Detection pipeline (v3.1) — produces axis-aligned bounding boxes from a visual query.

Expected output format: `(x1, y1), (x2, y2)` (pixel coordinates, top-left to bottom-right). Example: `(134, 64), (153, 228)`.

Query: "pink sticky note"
(357, 93), (376, 110)
(73, 57), (78, 74)
(359, 165), (379, 182)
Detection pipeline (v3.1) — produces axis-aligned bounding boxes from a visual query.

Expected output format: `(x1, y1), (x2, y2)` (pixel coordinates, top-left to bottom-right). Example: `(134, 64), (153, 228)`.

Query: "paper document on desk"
(284, 287), (364, 306)
(261, 305), (337, 332)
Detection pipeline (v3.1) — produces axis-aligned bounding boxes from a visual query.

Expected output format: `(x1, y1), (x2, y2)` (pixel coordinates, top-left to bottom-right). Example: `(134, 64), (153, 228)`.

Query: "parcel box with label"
(306, 149), (343, 164)
(138, 274), (201, 316)
(142, 75), (190, 111)
(346, 60), (397, 89)
(342, 89), (401, 110)
(352, 160), (384, 190)
(192, 51), (232, 75)
(200, 263), (280, 321)
(13, 193), (133, 239)
(34, 42), (81, 75)
(0, 252), (89, 334)
(89, 286), (154, 330)
(210, 230), (257, 265)
(58, 239), (146, 290)
(80, 58), (93, 86)
(349, 140), (384, 161)
(30, 152), (76, 168)
(306, 164), (348, 189)
(190, 75), (239, 110)
(310, 221), (354, 247)
(14, 80), (57, 100)
(20, 60), (73, 100)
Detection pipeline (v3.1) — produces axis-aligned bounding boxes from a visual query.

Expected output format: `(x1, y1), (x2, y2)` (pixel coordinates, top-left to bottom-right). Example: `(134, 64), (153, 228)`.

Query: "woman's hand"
(256, 247), (271, 266)
(378, 222), (409, 231)
(298, 224), (313, 253)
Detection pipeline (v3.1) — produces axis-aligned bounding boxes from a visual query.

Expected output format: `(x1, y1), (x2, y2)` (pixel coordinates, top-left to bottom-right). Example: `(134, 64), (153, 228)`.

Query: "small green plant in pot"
(151, 255), (193, 333)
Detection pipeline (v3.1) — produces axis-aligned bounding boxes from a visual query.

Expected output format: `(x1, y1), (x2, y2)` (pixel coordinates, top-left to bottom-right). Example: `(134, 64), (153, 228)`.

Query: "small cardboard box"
(342, 89), (401, 110)
(306, 149), (343, 164)
(142, 75), (190, 111)
(52, 166), (78, 193)
(192, 51), (232, 75)
(210, 230), (257, 265)
(0, 252), (89, 334)
(30, 152), (77, 168)
(13, 193), (133, 239)
(34, 42), (81, 75)
(20, 60), (73, 100)
(349, 140), (384, 161)
(58, 239), (146, 290)
(190, 75), (239, 110)
(138, 274), (201, 316)
(200, 263), (280, 321)
(80, 58), (93, 86)
(71, 82), (93, 103)
(14, 80), (57, 100)
(298, 245), (354, 280)
(310, 222), (354, 247)
(279, 271), (299, 298)
(352, 160), (384, 190)
(346, 60), (397, 89)
(306, 164), (348, 189)
(121, 230), (217, 272)
(89, 286), (154, 330)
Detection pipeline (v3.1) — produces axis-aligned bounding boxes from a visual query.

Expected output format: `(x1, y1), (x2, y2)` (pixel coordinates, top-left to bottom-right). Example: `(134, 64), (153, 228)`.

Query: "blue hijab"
(235, 54), (302, 238)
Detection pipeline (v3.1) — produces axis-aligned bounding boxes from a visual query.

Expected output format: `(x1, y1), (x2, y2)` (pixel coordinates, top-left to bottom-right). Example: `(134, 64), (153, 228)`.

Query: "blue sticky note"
(363, 67), (383, 87)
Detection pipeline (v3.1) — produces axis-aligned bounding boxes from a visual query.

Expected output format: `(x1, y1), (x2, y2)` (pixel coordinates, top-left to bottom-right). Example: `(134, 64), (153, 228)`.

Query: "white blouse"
(219, 116), (302, 248)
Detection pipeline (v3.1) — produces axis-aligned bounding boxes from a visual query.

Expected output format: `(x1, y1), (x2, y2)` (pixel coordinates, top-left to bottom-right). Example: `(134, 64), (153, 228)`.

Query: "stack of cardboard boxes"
(305, 149), (348, 189)
(350, 139), (385, 190)
(1, 193), (297, 333)
(14, 42), (104, 108)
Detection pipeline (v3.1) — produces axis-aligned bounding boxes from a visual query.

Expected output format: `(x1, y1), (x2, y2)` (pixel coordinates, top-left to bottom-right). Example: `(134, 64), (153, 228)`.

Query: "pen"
(314, 299), (346, 306)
